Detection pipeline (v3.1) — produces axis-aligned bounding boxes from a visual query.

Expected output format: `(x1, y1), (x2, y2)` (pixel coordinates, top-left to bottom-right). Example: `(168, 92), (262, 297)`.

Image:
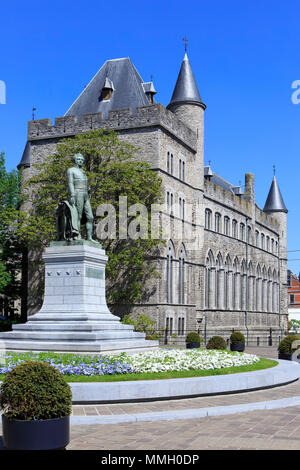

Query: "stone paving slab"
(66, 406), (300, 450)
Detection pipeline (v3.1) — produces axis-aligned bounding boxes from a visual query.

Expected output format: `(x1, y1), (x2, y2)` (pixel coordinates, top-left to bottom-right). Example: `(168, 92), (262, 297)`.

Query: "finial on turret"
(183, 36), (188, 53)
(273, 164), (276, 176)
(32, 106), (36, 120)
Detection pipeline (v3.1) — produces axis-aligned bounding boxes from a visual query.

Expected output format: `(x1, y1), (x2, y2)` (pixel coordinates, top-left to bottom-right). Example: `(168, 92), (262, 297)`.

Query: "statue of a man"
(66, 153), (94, 241)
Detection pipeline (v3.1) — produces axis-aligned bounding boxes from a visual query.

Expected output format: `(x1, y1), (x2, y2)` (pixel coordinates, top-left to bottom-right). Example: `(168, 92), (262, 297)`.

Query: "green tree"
(17, 130), (163, 312)
(0, 152), (24, 319)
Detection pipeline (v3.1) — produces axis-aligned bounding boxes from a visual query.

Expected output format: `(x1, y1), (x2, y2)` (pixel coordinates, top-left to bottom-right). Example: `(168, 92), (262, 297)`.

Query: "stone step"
(0, 330), (145, 342)
(13, 322), (135, 332)
(27, 313), (121, 322)
(0, 338), (159, 353)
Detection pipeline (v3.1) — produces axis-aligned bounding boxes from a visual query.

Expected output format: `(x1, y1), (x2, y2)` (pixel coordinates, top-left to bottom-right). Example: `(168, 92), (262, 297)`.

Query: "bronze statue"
(56, 153), (95, 241)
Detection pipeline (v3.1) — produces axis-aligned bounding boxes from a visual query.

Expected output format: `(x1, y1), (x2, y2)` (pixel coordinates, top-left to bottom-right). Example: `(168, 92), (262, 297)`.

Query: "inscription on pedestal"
(86, 267), (104, 279)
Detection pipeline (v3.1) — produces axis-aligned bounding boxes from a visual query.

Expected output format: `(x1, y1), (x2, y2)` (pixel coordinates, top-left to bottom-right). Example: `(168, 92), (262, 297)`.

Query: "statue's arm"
(67, 168), (76, 205)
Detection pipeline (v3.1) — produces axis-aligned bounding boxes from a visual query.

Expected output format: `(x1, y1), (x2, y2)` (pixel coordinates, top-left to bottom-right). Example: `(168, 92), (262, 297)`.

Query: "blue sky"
(0, 0), (299, 272)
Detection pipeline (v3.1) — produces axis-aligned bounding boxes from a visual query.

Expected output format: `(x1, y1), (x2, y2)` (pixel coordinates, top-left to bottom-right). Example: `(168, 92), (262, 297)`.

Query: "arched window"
(205, 209), (212, 230)
(232, 220), (237, 238)
(178, 244), (186, 304)
(240, 223), (245, 241)
(166, 242), (175, 304)
(179, 197), (185, 220)
(205, 250), (215, 309)
(224, 255), (232, 309)
(224, 216), (230, 236)
(215, 213), (221, 233)
(215, 253), (223, 309)
(261, 233), (265, 250)
(255, 230), (259, 247)
(232, 257), (239, 309)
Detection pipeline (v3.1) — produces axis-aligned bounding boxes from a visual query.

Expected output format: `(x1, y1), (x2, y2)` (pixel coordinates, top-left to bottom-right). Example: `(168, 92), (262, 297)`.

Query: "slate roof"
(168, 53), (205, 109)
(206, 167), (243, 196)
(17, 141), (31, 169)
(65, 57), (152, 119)
(263, 176), (288, 213)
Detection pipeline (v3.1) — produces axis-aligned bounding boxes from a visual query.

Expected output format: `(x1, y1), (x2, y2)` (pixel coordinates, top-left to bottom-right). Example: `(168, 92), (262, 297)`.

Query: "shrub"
(206, 336), (227, 350)
(230, 331), (245, 345)
(186, 332), (201, 344)
(0, 361), (72, 421)
(278, 335), (300, 354)
(122, 314), (158, 337)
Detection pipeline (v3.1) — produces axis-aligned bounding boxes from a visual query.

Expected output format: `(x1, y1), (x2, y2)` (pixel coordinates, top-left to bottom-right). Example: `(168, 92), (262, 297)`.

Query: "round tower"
(167, 53), (206, 188)
(263, 174), (288, 326)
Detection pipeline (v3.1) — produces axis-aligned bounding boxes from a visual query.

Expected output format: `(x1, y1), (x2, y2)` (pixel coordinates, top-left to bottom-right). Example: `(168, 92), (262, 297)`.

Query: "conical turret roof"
(263, 176), (288, 213)
(168, 53), (205, 109)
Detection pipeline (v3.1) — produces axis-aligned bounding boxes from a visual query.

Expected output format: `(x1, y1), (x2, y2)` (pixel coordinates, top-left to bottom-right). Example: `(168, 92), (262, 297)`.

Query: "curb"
(70, 396), (300, 425)
(70, 360), (300, 404)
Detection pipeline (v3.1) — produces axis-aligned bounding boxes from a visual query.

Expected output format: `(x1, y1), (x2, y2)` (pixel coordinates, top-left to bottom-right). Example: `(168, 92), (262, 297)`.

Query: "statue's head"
(73, 153), (85, 166)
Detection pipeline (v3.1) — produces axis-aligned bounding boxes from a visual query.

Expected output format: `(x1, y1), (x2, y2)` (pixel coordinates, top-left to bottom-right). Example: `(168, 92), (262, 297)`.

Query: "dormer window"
(101, 78), (114, 101)
(142, 82), (157, 104)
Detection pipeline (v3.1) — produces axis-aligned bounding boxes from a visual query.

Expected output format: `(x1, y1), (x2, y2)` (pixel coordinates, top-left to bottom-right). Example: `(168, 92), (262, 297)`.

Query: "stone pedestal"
(0, 241), (158, 354)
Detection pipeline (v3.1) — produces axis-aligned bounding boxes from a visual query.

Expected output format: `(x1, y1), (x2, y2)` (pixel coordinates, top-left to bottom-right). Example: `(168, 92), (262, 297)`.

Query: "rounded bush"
(186, 332), (201, 344)
(0, 361), (72, 421)
(206, 336), (227, 350)
(230, 331), (245, 345)
(278, 335), (300, 354)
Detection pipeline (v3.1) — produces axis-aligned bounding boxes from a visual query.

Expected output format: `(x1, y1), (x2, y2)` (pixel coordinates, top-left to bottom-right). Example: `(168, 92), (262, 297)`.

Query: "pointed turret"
(167, 53), (206, 110)
(263, 176), (288, 214)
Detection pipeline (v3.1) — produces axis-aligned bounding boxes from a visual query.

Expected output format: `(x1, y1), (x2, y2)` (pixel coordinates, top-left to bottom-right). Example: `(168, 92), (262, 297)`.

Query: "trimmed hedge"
(230, 331), (245, 345)
(278, 335), (300, 354)
(186, 332), (201, 344)
(206, 336), (227, 350)
(0, 361), (72, 421)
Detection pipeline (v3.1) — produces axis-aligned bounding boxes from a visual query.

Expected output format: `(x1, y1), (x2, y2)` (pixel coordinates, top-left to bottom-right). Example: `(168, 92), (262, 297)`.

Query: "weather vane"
(32, 106), (36, 120)
(273, 164), (276, 176)
(183, 36), (188, 53)
(150, 74), (154, 82)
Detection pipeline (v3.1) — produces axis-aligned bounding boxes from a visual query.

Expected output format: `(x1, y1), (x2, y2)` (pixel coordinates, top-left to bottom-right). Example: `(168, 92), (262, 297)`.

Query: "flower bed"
(125, 349), (259, 373)
(0, 349), (259, 377)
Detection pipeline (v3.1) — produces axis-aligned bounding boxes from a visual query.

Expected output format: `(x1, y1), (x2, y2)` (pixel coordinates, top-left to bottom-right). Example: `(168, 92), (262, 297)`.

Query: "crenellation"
(27, 104), (197, 151)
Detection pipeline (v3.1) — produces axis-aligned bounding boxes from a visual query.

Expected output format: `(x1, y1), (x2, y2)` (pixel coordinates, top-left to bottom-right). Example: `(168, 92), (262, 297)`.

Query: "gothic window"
(166, 316), (173, 335)
(166, 242), (175, 303)
(205, 250), (214, 309)
(178, 317), (185, 336)
(215, 213), (221, 233)
(167, 152), (170, 173)
(178, 245), (186, 304)
(255, 230), (259, 247)
(182, 161), (185, 181)
(240, 223), (245, 241)
(179, 197), (185, 220)
(266, 236), (270, 251)
(271, 238), (274, 253)
(205, 209), (212, 230)
(232, 219), (237, 238)
(171, 154), (174, 175)
(261, 233), (265, 250)
(247, 226), (251, 243)
(224, 216), (230, 236)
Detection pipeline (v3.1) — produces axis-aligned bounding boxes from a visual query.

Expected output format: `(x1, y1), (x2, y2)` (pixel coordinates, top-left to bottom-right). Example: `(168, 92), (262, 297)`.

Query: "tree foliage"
(0, 152), (22, 304)
(16, 130), (163, 311)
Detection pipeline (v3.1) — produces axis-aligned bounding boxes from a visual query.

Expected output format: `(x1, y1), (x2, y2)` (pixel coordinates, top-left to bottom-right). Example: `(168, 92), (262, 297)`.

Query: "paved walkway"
(2, 346), (300, 450)
(67, 346), (300, 450)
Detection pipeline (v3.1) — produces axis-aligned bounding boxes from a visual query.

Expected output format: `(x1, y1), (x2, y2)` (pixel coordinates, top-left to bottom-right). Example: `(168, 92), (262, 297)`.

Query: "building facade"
(18, 54), (289, 346)
(288, 270), (300, 323)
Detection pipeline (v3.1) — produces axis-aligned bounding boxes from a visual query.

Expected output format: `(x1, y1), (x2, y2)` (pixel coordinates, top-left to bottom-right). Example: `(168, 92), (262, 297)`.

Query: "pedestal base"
(0, 242), (158, 354)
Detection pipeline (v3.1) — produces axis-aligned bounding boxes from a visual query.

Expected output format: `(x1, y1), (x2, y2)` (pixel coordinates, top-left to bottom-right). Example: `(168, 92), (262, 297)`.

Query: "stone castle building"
(18, 54), (289, 346)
